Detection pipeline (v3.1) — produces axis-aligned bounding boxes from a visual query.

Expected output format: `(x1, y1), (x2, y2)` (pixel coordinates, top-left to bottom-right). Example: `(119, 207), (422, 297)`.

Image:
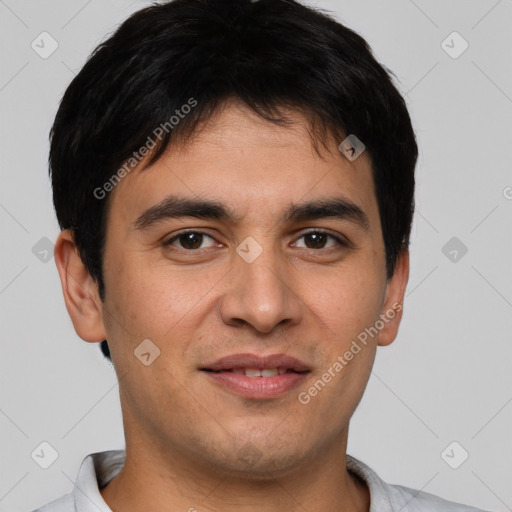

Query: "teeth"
(245, 368), (263, 377)
(232, 368), (284, 377)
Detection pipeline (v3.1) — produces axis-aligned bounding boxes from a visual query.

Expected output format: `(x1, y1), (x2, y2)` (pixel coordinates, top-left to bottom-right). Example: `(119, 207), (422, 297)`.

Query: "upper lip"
(201, 353), (311, 372)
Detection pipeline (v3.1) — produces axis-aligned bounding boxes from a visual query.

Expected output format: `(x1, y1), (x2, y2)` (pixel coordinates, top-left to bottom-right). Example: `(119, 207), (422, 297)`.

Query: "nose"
(219, 248), (303, 334)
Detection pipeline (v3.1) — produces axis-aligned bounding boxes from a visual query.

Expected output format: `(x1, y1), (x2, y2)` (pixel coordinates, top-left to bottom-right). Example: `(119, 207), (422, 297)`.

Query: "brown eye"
(166, 232), (217, 250)
(294, 231), (346, 250)
(304, 232), (328, 249)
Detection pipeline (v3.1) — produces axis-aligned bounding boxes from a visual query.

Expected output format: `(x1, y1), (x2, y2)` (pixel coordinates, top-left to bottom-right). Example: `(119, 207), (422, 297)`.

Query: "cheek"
(306, 262), (385, 341)
(103, 250), (221, 344)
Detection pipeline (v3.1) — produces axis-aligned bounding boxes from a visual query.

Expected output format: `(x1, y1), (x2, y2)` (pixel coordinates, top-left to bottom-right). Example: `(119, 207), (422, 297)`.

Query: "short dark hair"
(49, 0), (417, 360)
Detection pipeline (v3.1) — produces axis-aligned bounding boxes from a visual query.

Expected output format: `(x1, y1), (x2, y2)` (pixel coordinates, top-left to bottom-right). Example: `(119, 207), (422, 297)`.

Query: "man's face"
(99, 101), (405, 476)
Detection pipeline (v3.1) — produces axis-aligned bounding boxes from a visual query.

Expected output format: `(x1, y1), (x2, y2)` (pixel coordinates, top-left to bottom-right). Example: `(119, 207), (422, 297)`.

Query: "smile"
(200, 353), (311, 399)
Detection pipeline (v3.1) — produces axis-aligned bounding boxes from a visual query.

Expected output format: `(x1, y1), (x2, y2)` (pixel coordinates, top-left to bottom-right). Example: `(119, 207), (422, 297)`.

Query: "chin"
(202, 436), (312, 480)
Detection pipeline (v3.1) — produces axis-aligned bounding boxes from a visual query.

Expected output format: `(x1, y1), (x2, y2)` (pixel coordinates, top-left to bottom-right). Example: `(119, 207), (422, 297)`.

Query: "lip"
(201, 353), (310, 372)
(200, 353), (311, 400)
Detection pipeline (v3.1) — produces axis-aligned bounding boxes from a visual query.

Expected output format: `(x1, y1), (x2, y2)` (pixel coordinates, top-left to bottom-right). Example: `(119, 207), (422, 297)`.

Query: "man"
(34, 0), (490, 510)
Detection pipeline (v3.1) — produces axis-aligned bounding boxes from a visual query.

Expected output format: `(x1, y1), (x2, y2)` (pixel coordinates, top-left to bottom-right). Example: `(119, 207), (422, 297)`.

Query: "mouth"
(202, 367), (308, 377)
(200, 353), (311, 400)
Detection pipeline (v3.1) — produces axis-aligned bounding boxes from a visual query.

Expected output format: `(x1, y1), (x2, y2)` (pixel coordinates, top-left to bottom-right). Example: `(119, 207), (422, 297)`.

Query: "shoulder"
(346, 454), (492, 512)
(30, 449), (125, 512)
(30, 492), (74, 512)
(384, 482), (491, 511)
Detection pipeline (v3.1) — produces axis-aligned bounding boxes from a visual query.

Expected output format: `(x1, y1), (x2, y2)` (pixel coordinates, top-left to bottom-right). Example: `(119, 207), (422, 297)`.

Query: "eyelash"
(163, 229), (350, 251)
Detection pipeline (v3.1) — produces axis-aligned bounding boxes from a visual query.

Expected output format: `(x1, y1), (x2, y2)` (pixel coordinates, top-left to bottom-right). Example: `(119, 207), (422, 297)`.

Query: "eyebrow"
(133, 195), (370, 232)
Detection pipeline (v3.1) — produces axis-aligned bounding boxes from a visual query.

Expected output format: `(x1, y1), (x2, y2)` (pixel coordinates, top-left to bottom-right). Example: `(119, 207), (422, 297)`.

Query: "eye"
(293, 231), (348, 250)
(165, 231), (219, 250)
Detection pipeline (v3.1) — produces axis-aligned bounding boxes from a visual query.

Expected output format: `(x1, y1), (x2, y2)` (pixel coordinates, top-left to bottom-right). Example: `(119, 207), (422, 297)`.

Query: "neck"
(100, 436), (370, 512)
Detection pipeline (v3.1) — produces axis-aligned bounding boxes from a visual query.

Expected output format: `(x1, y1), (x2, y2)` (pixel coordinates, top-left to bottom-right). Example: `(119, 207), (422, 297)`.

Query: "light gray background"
(0, 1), (511, 511)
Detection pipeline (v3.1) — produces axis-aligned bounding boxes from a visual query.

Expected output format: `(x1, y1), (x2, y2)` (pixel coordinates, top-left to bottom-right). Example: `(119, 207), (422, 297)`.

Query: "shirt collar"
(73, 450), (125, 512)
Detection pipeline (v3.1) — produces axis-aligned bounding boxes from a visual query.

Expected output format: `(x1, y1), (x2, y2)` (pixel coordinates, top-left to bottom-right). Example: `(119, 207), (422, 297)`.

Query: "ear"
(54, 230), (107, 343)
(377, 249), (409, 347)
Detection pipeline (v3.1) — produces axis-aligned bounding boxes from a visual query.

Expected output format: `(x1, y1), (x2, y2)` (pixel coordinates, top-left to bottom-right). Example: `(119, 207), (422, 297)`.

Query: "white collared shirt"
(32, 450), (491, 512)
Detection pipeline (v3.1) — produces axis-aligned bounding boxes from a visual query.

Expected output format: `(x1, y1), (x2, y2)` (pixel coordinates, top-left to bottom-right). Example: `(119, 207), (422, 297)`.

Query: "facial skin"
(55, 99), (409, 512)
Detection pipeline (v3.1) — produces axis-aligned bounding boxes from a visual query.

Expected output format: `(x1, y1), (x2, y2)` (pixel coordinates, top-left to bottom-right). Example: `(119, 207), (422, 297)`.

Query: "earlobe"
(54, 230), (107, 343)
(377, 249), (409, 347)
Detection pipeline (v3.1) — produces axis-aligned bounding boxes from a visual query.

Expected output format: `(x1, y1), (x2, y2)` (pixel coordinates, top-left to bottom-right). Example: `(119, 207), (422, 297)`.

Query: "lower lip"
(201, 371), (309, 399)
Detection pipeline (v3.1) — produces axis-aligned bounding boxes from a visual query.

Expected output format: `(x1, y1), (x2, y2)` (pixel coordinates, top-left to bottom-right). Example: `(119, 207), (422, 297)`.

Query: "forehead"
(107, 101), (379, 228)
